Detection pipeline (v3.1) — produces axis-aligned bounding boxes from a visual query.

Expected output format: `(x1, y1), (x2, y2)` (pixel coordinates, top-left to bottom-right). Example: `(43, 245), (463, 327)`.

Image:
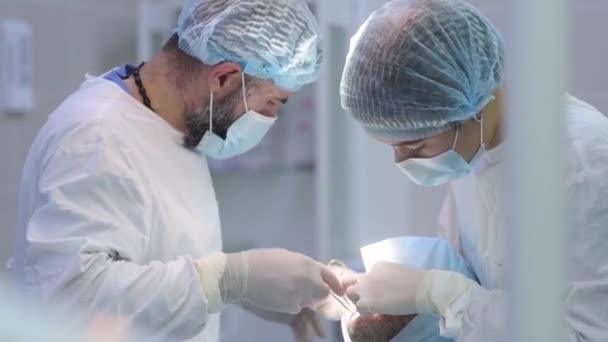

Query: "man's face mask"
(396, 117), (485, 187)
(197, 72), (277, 159)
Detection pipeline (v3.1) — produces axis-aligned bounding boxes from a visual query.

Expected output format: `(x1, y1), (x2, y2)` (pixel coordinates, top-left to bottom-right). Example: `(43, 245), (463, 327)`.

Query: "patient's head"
(346, 312), (416, 342)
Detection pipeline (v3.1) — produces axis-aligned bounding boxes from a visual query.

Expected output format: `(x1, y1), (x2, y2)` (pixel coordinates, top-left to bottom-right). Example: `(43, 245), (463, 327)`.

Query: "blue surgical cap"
(340, 0), (505, 141)
(176, 0), (322, 91)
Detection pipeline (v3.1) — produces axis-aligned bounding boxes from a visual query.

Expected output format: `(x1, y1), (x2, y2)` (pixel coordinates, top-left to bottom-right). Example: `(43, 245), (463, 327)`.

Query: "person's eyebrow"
(275, 97), (288, 104)
(392, 139), (423, 147)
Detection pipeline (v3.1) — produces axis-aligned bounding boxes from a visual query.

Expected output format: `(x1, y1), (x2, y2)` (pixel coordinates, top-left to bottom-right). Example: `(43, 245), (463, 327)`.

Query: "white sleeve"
(440, 280), (601, 342)
(439, 135), (608, 342)
(561, 128), (608, 341)
(439, 284), (507, 341)
(23, 140), (210, 340)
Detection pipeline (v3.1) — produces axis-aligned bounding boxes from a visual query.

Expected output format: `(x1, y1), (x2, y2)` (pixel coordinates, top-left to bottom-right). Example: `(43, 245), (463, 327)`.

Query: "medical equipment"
(327, 259), (357, 314)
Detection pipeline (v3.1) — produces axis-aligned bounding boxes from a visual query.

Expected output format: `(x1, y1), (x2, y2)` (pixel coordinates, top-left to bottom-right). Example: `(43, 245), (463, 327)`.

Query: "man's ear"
(208, 62), (243, 98)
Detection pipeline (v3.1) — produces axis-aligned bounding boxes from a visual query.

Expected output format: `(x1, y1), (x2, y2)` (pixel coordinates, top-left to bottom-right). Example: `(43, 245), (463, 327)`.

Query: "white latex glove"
(344, 262), (423, 316)
(196, 249), (344, 314)
(314, 266), (358, 320)
(344, 262), (473, 317)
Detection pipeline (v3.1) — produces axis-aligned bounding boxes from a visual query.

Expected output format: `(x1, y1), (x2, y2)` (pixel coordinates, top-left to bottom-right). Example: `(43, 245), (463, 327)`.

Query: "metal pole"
(507, 0), (569, 341)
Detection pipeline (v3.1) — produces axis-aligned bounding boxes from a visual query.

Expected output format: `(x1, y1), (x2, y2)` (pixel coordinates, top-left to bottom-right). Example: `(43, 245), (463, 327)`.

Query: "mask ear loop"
(453, 114), (484, 153)
(480, 115), (485, 146)
(241, 72), (250, 112)
(451, 125), (461, 151)
(209, 92), (214, 134)
(474, 114), (484, 146)
(327, 259), (356, 314)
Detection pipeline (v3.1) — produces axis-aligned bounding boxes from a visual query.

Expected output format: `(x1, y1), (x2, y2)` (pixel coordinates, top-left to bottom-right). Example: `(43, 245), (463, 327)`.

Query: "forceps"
(327, 259), (356, 314)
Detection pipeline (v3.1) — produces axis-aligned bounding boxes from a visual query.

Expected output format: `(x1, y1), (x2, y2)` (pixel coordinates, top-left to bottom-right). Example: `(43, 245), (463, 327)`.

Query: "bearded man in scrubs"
(9, 0), (343, 341)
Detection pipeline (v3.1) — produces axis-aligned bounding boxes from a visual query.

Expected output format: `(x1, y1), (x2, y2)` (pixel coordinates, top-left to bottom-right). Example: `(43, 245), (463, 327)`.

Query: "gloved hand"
(344, 262), (423, 316)
(344, 262), (473, 316)
(196, 249), (344, 315)
(314, 265), (358, 320)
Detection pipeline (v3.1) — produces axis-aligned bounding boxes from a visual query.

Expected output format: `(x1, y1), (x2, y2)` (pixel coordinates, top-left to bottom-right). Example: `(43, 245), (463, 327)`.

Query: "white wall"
(0, 0), (138, 272)
(467, 0), (608, 112)
(570, 0), (608, 111)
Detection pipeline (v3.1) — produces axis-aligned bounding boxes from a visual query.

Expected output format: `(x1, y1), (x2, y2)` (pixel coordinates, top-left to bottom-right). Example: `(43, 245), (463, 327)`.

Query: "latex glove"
(196, 249), (344, 314)
(344, 262), (473, 316)
(314, 292), (355, 321)
(314, 266), (358, 320)
(345, 312), (416, 342)
(344, 262), (423, 316)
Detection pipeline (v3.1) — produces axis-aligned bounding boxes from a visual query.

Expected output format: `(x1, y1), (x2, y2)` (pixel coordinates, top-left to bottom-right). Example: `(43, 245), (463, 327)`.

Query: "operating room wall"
(467, 0), (608, 112)
(0, 0), (138, 274)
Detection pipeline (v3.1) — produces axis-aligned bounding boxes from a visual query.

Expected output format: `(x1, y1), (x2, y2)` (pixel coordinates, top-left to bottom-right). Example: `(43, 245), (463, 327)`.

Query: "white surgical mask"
(396, 117), (486, 187)
(199, 73), (277, 159)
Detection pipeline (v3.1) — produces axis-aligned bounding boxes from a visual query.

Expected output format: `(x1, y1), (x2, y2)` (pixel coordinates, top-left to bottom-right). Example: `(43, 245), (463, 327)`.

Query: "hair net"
(176, 0), (322, 91)
(340, 0), (504, 141)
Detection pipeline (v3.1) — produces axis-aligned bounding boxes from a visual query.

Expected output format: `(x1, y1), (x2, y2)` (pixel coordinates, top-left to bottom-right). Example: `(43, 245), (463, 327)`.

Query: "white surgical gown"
(438, 95), (608, 341)
(9, 76), (223, 341)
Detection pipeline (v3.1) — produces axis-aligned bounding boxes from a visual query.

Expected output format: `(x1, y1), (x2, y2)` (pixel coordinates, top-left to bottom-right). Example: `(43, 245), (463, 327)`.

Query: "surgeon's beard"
(183, 88), (243, 150)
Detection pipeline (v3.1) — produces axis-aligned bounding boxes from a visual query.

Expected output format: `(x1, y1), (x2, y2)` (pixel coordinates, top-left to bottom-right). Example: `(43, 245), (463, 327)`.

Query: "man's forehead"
(254, 79), (292, 95)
